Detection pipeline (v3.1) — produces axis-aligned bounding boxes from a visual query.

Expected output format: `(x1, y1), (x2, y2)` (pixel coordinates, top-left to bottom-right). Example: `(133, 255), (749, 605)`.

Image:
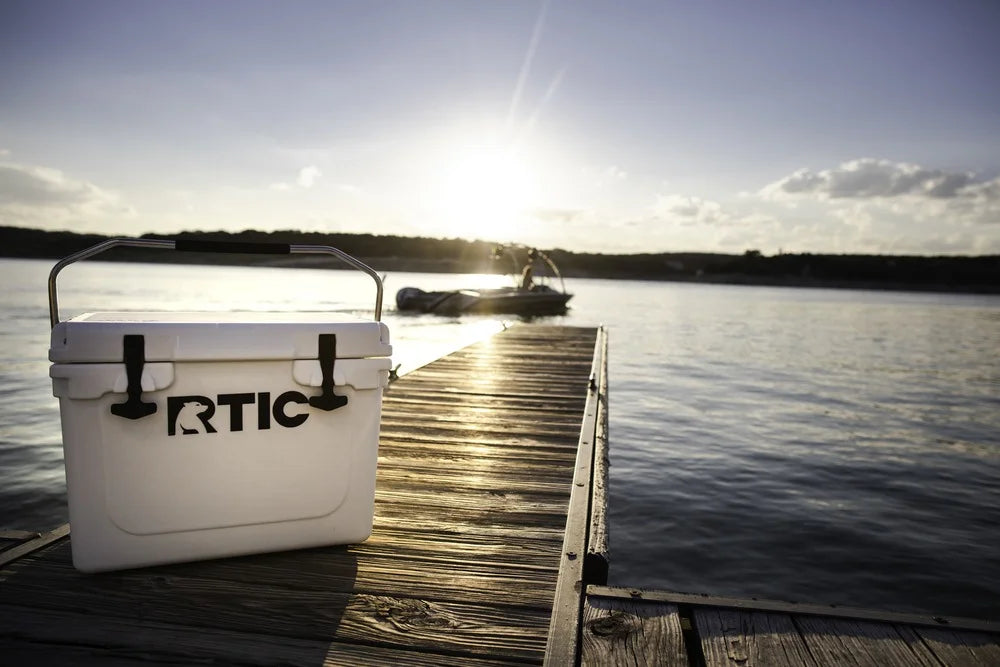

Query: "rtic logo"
(167, 392), (311, 436)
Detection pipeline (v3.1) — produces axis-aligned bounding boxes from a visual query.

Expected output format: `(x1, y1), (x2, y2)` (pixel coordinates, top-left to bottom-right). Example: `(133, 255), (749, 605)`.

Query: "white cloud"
(297, 165), (321, 188)
(0, 162), (131, 230)
(756, 159), (1000, 251)
(0, 163), (107, 206)
(269, 165), (322, 191)
(630, 192), (798, 253)
(651, 194), (732, 226)
(761, 158), (991, 202)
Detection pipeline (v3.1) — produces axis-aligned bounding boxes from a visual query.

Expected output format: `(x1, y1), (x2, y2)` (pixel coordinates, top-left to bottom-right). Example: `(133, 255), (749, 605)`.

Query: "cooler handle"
(48, 238), (384, 327)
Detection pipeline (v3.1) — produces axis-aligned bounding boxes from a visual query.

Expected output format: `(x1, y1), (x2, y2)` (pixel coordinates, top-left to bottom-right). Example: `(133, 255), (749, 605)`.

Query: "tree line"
(2, 225), (997, 293)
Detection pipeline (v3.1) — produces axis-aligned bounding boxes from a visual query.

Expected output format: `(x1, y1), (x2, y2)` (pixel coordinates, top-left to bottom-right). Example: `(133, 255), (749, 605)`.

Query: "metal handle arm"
(48, 238), (384, 327)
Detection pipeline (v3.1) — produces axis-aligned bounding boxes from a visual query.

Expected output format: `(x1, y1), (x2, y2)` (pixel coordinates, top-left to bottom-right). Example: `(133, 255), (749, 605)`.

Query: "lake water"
(1, 257), (998, 621)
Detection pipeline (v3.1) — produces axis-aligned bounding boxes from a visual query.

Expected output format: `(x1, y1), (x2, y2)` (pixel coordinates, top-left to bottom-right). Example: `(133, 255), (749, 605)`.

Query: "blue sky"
(2, 0), (998, 254)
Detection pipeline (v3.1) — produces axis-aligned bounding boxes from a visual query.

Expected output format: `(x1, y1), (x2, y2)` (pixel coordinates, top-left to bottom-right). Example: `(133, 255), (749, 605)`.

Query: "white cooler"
(47, 239), (391, 572)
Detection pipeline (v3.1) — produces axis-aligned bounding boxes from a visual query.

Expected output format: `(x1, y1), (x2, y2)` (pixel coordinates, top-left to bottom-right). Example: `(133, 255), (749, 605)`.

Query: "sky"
(1, 1), (998, 255)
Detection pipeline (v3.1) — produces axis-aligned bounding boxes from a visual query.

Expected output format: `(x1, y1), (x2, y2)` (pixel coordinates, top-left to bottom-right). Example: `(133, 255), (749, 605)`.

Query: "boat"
(395, 245), (573, 316)
(395, 283), (572, 316)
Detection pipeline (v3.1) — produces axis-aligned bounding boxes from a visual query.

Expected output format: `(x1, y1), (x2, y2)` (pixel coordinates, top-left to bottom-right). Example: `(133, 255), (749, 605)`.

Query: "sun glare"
(430, 143), (538, 238)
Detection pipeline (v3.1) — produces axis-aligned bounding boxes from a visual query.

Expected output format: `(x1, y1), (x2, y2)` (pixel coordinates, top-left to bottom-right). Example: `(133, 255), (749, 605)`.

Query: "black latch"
(308, 333), (348, 411)
(110, 335), (158, 420)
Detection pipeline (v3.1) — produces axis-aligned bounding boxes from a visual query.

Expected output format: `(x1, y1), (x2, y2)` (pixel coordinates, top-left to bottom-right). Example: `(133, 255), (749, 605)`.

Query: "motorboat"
(395, 245), (573, 316)
(396, 283), (571, 316)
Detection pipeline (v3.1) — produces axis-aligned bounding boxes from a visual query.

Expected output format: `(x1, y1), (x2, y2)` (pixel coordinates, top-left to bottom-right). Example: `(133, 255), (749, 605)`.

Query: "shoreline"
(5, 253), (998, 296)
(2, 224), (997, 296)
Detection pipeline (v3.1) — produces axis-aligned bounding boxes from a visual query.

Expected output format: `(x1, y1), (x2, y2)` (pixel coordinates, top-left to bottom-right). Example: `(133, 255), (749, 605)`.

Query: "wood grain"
(544, 328), (605, 666)
(695, 607), (817, 667)
(0, 523), (69, 567)
(586, 327), (610, 586)
(794, 615), (940, 666)
(0, 538), (24, 556)
(18, 539), (559, 609)
(591, 586), (1000, 666)
(0, 603), (520, 666)
(580, 593), (688, 666)
(913, 626), (1000, 666)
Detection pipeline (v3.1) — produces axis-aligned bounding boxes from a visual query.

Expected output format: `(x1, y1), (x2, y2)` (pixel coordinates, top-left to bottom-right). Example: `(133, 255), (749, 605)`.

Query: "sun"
(430, 143), (538, 238)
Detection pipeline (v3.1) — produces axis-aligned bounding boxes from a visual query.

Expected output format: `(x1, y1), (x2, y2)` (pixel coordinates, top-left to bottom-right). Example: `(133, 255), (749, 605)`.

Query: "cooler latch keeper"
(308, 333), (348, 411)
(110, 335), (158, 420)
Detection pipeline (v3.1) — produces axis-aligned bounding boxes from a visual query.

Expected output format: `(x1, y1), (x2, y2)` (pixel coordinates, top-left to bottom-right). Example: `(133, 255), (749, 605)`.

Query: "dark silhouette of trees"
(1, 226), (997, 293)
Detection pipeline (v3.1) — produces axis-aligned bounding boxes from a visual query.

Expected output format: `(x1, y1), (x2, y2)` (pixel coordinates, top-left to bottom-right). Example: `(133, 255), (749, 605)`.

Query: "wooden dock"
(0, 325), (604, 665)
(580, 586), (1000, 666)
(2, 323), (998, 665)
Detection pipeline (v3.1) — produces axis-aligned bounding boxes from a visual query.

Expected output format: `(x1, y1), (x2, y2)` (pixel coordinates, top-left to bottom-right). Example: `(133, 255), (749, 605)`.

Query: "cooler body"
(49, 312), (391, 572)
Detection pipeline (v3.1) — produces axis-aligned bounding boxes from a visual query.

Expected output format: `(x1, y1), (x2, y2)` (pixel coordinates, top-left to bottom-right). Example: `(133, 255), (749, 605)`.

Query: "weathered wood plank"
(406, 350), (594, 367)
(375, 487), (570, 519)
(377, 435), (580, 459)
(544, 328), (605, 666)
(0, 641), (161, 667)
(913, 626), (1000, 666)
(375, 459), (576, 491)
(386, 386), (585, 404)
(0, 538), (27, 555)
(388, 377), (591, 395)
(370, 510), (567, 541)
(372, 498), (570, 531)
(17, 540), (559, 609)
(0, 603), (520, 666)
(380, 419), (587, 441)
(589, 586), (999, 634)
(391, 380), (590, 397)
(359, 527), (562, 570)
(0, 558), (549, 661)
(376, 446), (577, 474)
(580, 593), (688, 666)
(695, 607), (817, 667)
(0, 529), (40, 542)
(397, 371), (592, 389)
(585, 327), (610, 586)
(379, 427), (581, 450)
(384, 384), (589, 403)
(794, 615), (940, 666)
(0, 523), (69, 567)
(382, 387), (589, 408)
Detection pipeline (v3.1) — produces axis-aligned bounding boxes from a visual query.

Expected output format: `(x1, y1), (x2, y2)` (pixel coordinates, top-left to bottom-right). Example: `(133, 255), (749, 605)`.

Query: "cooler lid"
(50, 312), (391, 363)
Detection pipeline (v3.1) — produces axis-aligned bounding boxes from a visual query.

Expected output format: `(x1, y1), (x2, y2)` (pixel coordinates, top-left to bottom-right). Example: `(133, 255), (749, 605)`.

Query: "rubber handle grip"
(174, 240), (291, 254)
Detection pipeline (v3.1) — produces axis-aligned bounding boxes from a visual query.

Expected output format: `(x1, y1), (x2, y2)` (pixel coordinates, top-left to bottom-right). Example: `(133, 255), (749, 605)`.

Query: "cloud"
(0, 162), (129, 230)
(758, 159), (1000, 239)
(762, 158), (987, 200)
(297, 165), (321, 188)
(0, 163), (114, 207)
(651, 194), (732, 226)
(270, 165), (322, 191)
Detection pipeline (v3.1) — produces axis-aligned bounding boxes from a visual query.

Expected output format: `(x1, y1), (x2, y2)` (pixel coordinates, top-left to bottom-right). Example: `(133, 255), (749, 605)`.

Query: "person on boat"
(520, 248), (539, 290)
(520, 263), (534, 290)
